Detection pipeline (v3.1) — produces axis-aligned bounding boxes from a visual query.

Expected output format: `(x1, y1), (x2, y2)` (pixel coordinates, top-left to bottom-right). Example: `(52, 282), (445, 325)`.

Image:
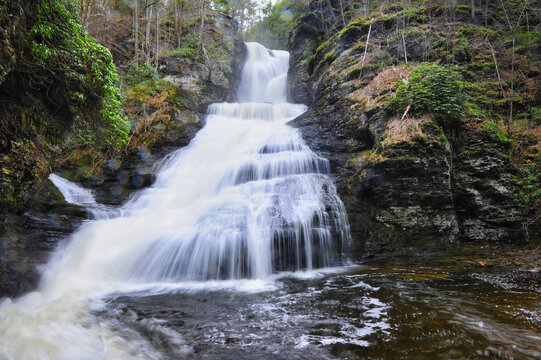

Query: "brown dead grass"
(381, 114), (429, 147)
(365, 67), (410, 93)
(346, 66), (410, 112)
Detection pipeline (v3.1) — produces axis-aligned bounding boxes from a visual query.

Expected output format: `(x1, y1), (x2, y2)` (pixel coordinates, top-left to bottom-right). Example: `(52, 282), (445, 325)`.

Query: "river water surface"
(103, 265), (540, 359)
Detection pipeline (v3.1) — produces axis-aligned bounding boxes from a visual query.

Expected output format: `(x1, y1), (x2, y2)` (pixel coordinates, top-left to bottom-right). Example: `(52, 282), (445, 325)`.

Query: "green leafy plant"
(168, 33), (200, 61)
(31, 0), (129, 149)
(481, 121), (513, 144)
(387, 63), (465, 129)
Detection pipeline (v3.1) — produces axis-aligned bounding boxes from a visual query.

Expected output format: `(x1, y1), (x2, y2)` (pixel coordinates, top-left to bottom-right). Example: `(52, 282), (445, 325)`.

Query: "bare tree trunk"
(134, 0), (139, 64)
(338, 0), (347, 27)
(402, 32), (408, 63)
(471, 0), (475, 20)
(324, 0), (338, 25)
(484, 0), (488, 26)
(80, 0), (86, 22)
(145, 7), (152, 63)
(508, 33), (515, 135)
(155, 8), (159, 69)
(361, 22), (372, 66)
(175, 0), (180, 47)
(498, 0), (529, 135)
(364, 0), (369, 17)
(402, 0), (408, 63)
(199, 0), (211, 78)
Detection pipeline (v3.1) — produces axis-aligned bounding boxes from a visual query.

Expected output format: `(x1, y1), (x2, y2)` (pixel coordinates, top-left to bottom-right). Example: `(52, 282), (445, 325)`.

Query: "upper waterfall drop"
(237, 42), (289, 103)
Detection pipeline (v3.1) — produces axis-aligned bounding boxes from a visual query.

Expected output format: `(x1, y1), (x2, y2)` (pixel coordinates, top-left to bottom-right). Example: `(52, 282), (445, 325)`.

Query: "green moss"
(531, 107), (541, 127)
(458, 25), (499, 40)
(338, 25), (364, 43)
(460, 81), (508, 119)
(375, 6), (429, 25)
(373, 51), (394, 66)
(315, 39), (333, 58)
(324, 52), (337, 63)
(517, 153), (541, 204)
(465, 57), (496, 75)
(421, 120), (437, 130)
(456, 4), (472, 16)
(481, 121), (513, 144)
(346, 63), (382, 80)
(303, 38), (321, 59)
(122, 63), (162, 103)
(305, 55), (316, 71)
(168, 32), (200, 61)
(413, 134), (429, 144)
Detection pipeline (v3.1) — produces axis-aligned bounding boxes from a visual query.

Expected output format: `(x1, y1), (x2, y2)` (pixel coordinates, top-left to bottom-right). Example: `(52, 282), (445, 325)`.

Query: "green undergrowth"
(481, 121), (513, 145)
(387, 63), (464, 129)
(32, 0), (129, 150)
(168, 33), (201, 61)
(514, 153), (541, 205)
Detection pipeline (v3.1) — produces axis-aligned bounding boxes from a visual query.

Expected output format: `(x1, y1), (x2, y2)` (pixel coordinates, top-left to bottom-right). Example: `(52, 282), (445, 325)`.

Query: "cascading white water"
(49, 173), (116, 220)
(0, 42), (350, 359)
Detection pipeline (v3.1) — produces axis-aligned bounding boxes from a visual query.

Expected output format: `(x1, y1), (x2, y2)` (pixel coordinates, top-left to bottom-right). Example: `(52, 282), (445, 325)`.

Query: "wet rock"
(0, 179), (88, 297)
(453, 127), (527, 242)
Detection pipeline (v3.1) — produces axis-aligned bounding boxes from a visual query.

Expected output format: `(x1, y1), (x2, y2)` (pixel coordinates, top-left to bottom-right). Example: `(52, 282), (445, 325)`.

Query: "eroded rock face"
(0, 180), (88, 297)
(159, 14), (246, 114)
(453, 127), (526, 242)
(286, 1), (533, 258)
(0, 1), (33, 85)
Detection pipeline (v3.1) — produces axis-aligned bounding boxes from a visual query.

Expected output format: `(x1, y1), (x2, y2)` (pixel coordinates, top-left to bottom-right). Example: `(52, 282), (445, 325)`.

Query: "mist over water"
(0, 42), (350, 359)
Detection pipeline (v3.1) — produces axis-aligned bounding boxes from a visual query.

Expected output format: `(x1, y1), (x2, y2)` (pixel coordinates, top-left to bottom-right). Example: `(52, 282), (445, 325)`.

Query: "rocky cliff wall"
(287, 1), (540, 259)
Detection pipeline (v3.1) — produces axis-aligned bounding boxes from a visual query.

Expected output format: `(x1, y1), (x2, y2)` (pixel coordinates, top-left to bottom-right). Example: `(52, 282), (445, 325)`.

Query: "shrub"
(123, 62), (158, 88)
(481, 121), (512, 144)
(518, 153), (541, 204)
(168, 33), (200, 61)
(387, 63), (464, 129)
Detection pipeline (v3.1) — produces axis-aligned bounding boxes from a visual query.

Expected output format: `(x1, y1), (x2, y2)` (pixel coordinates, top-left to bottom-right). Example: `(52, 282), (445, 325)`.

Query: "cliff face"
(0, 1), (244, 297)
(287, 1), (540, 258)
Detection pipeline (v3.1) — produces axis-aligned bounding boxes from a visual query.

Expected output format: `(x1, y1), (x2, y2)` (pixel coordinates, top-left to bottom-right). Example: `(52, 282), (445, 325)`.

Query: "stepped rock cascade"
(0, 42), (350, 359)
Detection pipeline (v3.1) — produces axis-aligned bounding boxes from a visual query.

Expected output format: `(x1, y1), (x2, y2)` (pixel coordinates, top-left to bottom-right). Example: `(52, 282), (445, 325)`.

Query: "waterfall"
(0, 42), (350, 359)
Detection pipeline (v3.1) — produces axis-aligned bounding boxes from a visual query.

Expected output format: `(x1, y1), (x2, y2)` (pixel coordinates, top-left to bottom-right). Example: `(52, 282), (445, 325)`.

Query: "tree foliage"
(245, 0), (308, 49)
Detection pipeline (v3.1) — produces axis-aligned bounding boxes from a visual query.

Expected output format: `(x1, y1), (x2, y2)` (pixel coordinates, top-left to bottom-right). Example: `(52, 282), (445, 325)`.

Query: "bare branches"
(497, 0), (530, 135)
